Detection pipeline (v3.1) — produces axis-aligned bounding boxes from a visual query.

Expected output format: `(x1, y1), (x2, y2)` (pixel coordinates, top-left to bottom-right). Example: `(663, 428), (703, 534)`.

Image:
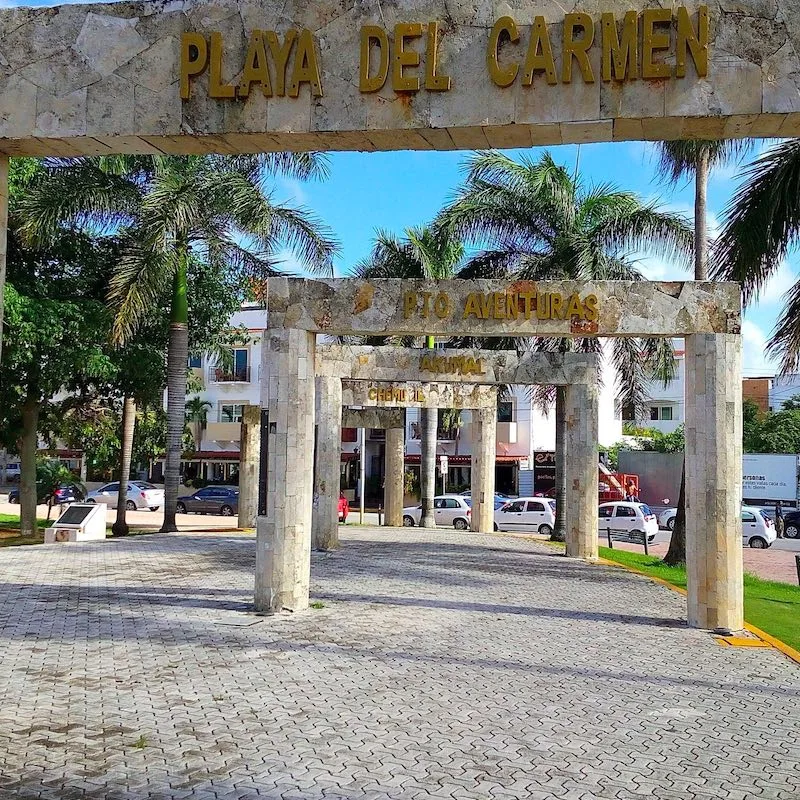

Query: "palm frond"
(712, 139), (800, 305)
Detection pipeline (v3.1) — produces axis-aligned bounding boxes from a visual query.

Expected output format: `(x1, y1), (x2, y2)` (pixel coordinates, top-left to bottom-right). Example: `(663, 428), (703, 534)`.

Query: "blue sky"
(273, 140), (790, 377)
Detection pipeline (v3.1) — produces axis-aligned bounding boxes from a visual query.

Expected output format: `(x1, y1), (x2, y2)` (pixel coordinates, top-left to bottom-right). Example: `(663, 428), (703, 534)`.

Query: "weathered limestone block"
(237, 404), (260, 528)
(0, 1), (798, 153)
(317, 345), (598, 386)
(271, 278), (741, 338)
(471, 405), (496, 533)
(341, 380), (497, 409)
(564, 382), (599, 559)
(255, 328), (316, 613)
(384, 426), (405, 527)
(684, 333), (744, 631)
(312, 375), (341, 552)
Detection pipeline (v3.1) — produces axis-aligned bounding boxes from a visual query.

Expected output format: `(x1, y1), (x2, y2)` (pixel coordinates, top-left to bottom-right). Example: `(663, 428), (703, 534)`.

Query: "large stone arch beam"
(0, 2), (798, 155)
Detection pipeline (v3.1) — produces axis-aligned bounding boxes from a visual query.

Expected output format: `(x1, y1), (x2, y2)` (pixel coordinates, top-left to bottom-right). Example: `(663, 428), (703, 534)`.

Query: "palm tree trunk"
(19, 391), (39, 537)
(551, 386), (567, 542)
(664, 464), (686, 565)
(113, 396), (136, 537)
(695, 148), (709, 280)
(668, 152), (709, 561)
(161, 257), (189, 533)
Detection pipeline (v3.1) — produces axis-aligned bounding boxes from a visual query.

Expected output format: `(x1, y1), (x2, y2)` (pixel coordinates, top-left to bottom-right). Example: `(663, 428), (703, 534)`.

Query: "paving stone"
(0, 527), (796, 799)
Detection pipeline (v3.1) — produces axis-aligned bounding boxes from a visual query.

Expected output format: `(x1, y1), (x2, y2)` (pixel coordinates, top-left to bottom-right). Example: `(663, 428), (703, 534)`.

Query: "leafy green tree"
(635, 425), (685, 453)
(779, 393), (800, 411)
(35, 459), (85, 521)
(19, 153), (338, 532)
(742, 399), (765, 453)
(439, 151), (691, 540)
(1, 285), (114, 535)
(655, 139), (748, 565)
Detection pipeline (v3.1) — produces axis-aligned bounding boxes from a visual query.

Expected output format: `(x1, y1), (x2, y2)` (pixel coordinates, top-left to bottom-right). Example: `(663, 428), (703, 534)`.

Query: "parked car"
(8, 484), (84, 505)
(176, 486), (239, 516)
(4, 463), (21, 483)
(598, 501), (659, 543)
(402, 495), (472, 529)
(656, 505), (776, 548)
(781, 509), (800, 539)
(741, 506), (776, 548)
(87, 481), (164, 511)
(338, 493), (349, 523)
(494, 497), (557, 536)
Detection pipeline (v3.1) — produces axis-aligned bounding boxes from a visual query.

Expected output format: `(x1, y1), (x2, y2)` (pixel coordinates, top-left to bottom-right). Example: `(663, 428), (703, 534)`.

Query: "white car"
(494, 497), (557, 536)
(741, 506), (776, 548)
(87, 481), (164, 511)
(659, 505), (777, 548)
(402, 495), (472, 530)
(658, 507), (678, 531)
(598, 501), (659, 543)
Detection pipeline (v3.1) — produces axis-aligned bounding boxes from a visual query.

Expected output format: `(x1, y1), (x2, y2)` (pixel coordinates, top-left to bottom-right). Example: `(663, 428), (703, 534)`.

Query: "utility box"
(45, 503), (107, 543)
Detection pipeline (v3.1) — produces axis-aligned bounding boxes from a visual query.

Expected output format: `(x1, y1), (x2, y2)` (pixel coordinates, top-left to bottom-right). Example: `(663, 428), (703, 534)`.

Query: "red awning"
(402, 455), (524, 465)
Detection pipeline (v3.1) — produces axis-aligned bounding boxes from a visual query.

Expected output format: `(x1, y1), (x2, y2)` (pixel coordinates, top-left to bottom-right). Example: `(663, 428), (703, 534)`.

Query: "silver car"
(87, 481), (164, 511)
(402, 495), (472, 530)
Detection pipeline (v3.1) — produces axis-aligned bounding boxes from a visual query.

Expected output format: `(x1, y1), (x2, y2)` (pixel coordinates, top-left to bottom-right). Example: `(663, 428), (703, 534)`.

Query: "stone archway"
(261, 277), (742, 633)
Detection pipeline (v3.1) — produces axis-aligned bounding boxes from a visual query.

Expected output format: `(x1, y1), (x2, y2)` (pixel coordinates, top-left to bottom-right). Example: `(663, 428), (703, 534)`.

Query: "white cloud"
(741, 318), (780, 376)
(273, 177), (308, 207)
(754, 258), (796, 305)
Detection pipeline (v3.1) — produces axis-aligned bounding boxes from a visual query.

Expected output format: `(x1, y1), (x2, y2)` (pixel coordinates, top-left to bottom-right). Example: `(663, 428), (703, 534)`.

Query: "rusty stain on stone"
(353, 284), (375, 314)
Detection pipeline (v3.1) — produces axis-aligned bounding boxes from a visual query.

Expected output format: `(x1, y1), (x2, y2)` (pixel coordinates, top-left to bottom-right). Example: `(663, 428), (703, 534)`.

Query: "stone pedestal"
(237, 405), (261, 528)
(312, 376), (342, 551)
(384, 425), (405, 526)
(255, 329), (316, 614)
(471, 406), (496, 533)
(685, 333), (744, 631)
(564, 382), (599, 559)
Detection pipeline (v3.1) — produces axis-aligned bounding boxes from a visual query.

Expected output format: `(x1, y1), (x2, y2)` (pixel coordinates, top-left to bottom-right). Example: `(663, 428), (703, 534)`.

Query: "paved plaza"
(0, 528), (797, 800)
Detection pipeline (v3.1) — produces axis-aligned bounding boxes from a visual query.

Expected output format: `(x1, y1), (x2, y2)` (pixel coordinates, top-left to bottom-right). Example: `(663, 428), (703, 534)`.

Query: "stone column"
(255, 328), (316, 614)
(685, 333), (743, 631)
(564, 382), (599, 559)
(237, 404), (261, 528)
(384, 425), (405, 526)
(471, 406), (496, 533)
(312, 376), (342, 550)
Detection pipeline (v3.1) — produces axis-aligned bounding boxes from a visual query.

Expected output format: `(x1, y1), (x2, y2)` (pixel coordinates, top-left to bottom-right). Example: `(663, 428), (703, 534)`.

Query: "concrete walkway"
(0, 527), (797, 799)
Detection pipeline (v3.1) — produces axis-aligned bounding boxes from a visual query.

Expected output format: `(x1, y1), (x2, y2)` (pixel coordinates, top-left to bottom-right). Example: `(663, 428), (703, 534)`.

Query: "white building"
(181, 305), (625, 496)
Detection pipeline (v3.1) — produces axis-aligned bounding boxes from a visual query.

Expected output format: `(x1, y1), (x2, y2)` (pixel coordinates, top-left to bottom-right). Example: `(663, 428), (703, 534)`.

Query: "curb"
(596, 556), (800, 666)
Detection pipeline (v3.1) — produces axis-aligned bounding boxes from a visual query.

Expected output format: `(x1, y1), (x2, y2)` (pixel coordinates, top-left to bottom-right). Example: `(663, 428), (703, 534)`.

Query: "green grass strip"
(599, 547), (800, 653)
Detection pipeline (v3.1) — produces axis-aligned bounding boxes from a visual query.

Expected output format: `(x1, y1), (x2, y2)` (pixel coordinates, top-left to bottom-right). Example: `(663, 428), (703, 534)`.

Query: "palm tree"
(185, 396), (212, 452)
(713, 139), (800, 370)
(112, 395), (136, 536)
(439, 151), (693, 540)
(655, 140), (749, 564)
(19, 153), (338, 532)
(354, 227), (464, 527)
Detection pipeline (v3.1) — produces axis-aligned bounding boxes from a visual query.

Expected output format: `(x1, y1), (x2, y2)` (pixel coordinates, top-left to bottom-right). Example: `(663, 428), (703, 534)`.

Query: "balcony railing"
(208, 366), (251, 383)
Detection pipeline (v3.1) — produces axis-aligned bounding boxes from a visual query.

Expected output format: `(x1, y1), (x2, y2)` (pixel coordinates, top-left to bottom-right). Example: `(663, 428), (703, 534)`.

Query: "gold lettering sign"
(401, 289), (599, 323)
(366, 386), (425, 403)
(180, 6), (709, 101)
(420, 354), (486, 376)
